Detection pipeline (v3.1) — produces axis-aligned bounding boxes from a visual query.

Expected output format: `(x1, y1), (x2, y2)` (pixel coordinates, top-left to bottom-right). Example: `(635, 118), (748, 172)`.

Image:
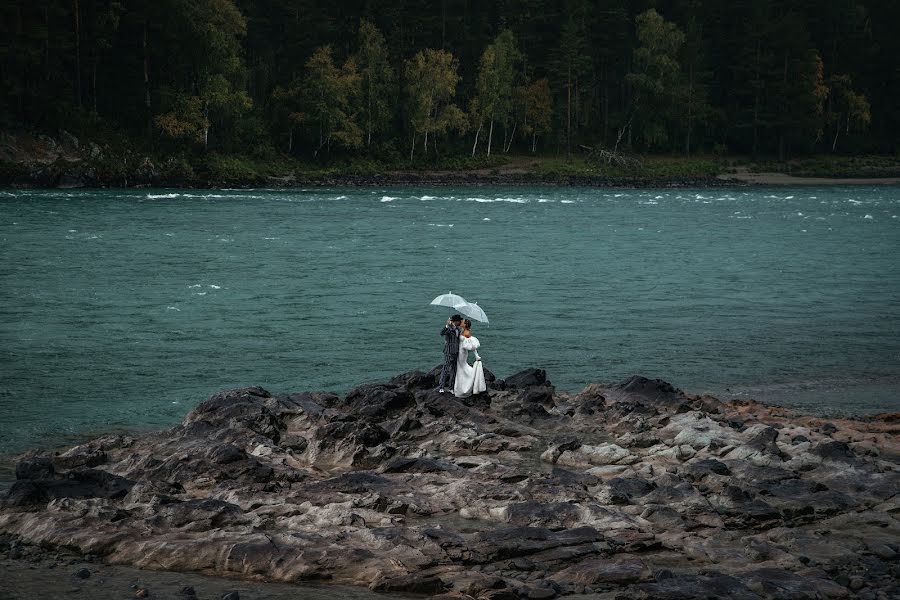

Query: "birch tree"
(405, 48), (464, 160)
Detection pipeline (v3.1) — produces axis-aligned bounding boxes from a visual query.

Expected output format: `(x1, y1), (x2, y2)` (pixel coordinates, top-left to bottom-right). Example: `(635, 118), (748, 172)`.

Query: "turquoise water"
(1, 186), (899, 456)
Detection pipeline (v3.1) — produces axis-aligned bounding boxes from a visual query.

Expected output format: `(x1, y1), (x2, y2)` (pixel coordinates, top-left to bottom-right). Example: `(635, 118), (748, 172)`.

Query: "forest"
(2, 0), (898, 167)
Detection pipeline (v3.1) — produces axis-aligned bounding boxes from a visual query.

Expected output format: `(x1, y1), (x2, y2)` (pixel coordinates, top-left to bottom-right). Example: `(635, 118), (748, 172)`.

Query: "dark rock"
(221, 592), (240, 600)
(179, 586), (196, 597)
(554, 557), (652, 585)
(820, 423), (838, 435)
(15, 456), (55, 480)
(612, 376), (682, 404)
(73, 567), (91, 579)
(811, 441), (858, 462)
(503, 368), (549, 389)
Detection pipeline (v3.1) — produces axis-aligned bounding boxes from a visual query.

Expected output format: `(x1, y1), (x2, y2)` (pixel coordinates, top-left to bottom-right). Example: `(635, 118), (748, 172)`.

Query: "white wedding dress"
(454, 335), (486, 397)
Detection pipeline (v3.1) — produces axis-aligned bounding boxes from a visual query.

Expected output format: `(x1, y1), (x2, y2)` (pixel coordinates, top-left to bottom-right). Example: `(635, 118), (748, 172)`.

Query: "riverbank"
(2, 367), (898, 599)
(3, 131), (899, 189)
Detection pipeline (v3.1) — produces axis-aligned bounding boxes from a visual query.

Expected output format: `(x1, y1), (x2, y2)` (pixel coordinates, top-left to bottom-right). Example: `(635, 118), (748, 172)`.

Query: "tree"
(153, 0), (251, 151)
(354, 19), (394, 149)
(516, 78), (553, 153)
(404, 48), (464, 160)
(549, 12), (592, 158)
(826, 74), (871, 152)
(471, 30), (521, 156)
(625, 9), (685, 151)
(299, 45), (362, 156)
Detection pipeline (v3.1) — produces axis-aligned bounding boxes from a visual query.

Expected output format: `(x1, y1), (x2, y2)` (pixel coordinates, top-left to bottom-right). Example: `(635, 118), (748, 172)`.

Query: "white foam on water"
(193, 292), (207, 296)
(420, 195), (436, 200)
(560, 200), (575, 204)
(735, 216), (753, 219)
(483, 218), (491, 221)
(848, 199), (862, 204)
(263, 237), (278, 240)
(864, 214), (873, 219)
(785, 196), (794, 199)
(538, 199), (553, 203)
(334, 195), (348, 200)
(495, 197), (528, 203)
(654, 195), (664, 200)
(797, 212), (804, 216)
(428, 223), (454, 227)
(147, 193), (179, 199)
(809, 196), (817, 199)
(381, 196), (397, 202)
(166, 306), (180, 311)
(68, 229), (77, 232)
(165, 233), (174, 237)
(188, 284), (201, 288)
(209, 285), (221, 289)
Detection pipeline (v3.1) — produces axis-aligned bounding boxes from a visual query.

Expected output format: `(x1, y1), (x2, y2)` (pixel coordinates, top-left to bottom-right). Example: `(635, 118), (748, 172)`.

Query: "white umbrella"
(453, 301), (489, 324)
(430, 291), (467, 308)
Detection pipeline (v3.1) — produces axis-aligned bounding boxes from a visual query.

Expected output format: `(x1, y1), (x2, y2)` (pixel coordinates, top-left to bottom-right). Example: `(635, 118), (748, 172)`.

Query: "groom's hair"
(450, 314), (463, 321)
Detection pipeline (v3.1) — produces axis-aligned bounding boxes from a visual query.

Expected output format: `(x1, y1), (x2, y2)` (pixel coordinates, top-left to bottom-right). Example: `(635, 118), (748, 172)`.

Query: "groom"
(438, 314), (463, 393)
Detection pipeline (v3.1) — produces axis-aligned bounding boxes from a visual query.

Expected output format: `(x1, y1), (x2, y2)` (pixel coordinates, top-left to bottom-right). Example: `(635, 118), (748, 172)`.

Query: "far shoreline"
(5, 170), (900, 190)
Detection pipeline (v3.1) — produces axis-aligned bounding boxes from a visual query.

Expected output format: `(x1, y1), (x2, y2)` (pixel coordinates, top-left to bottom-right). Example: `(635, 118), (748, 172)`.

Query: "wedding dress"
(453, 335), (486, 397)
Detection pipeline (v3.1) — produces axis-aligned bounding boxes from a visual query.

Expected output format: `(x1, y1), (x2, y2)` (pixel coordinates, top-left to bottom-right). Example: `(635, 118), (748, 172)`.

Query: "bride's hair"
(463, 319), (472, 329)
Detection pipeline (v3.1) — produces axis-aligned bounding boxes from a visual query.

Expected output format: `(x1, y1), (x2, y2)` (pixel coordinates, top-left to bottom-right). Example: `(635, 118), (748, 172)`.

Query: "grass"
(747, 155), (900, 178)
(533, 155), (725, 179)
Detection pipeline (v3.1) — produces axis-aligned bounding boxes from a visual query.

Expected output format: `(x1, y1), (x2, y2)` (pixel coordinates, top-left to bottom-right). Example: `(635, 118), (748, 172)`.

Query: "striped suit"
(439, 325), (461, 389)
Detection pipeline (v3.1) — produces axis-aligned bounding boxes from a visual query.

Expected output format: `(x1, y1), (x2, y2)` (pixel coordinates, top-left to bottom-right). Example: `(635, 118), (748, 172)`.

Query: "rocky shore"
(2, 368), (898, 599)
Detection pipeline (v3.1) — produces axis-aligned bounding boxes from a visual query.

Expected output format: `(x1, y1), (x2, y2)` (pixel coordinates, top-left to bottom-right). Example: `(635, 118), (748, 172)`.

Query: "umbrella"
(430, 291), (467, 308)
(453, 300), (489, 324)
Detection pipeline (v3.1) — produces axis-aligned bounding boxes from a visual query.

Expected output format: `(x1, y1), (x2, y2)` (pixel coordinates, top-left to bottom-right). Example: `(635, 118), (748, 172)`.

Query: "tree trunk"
(531, 133), (536, 154)
(410, 133), (415, 161)
(752, 40), (760, 158)
(487, 118), (494, 156)
(566, 64), (572, 159)
(367, 91), (372, 147)
(288, 128), (293, 153)
(505, 122), (517, 153)
(424, 130), (428, 154)
(831, 117), (840, 152)
(685, 63), (694, 156)
(74, 0), (82, 107)
(92, 59), (98, 114)
(143, 21), (151, 137)
(471, 121), (482, 157)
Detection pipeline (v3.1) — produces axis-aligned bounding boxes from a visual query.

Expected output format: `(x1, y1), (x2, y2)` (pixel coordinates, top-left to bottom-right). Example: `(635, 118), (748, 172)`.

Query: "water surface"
(1, 185), (899, 456)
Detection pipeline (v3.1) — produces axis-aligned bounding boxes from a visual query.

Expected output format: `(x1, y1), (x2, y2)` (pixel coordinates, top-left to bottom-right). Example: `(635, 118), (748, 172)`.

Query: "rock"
(503, 368), (549, 389)
(179, 586), (196, 597)
(221, 593), (240, 600)
(135, 588), (149, 598)
(554, 557), (653, 585)
(15, 456), (55, 480)
(0, 369), (897, 600)
(73, 567), (91, 579)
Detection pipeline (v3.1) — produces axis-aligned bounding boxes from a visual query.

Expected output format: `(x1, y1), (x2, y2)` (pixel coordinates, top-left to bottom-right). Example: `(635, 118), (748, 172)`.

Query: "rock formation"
(2, 368), (898, 599)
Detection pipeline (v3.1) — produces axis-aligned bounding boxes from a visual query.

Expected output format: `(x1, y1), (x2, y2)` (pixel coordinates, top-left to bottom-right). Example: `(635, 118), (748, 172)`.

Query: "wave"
(146, 193), (179, 199)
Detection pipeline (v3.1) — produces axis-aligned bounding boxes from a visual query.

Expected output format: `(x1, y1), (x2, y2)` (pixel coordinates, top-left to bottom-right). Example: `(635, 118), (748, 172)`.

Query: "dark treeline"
(2, 0), (898, 162)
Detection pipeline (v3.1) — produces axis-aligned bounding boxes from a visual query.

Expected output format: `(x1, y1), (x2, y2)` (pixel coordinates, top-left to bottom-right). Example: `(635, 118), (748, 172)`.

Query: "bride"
(453, 319), (486, 397)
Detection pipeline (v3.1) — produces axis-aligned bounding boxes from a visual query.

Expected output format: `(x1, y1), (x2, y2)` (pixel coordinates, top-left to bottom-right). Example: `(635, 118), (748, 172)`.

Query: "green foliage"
(355, 20), (395, 148)
(2, 0), (900, 167)
(404, 48), (464, 160)
(300, 46), (363, 156)
(626, 9), (686, 150)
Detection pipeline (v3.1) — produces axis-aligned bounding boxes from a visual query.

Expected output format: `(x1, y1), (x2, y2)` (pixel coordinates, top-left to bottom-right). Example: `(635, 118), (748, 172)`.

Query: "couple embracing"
(438, 314), (487, 397)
